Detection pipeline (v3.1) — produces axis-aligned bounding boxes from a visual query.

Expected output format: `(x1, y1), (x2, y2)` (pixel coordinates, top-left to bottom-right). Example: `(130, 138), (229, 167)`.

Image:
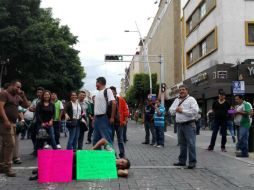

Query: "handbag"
(66, 119), (78, 128)
(36, 126), (49, 140)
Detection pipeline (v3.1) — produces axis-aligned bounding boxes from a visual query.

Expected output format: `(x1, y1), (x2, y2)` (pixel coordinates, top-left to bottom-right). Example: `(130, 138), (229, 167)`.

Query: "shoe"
(221, 148), (227, 152)
(142, 142), (149, 144)
(150, 143), (155, 146)
(187, 164), (196, 169)
(232, 136), (236, 143)
(32, 169), (38, 175)
(29, 175), (38, 181)
(153, 144), (157, 147)
(173, 162), (186, 166)
(206, 146), (213, 151)
(13, 158), (22, 164)
(156, 145), (163, 148)
(44, 144), (50, 149)
(236, 154), (249, 158)
(56, 144), (62, 149)
(4, 165), (16, 177)
(85, 141), (91, 144)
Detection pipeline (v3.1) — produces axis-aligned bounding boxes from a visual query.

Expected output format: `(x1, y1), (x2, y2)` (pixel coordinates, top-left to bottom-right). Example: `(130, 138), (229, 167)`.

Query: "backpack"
(104, 88), (120, 124)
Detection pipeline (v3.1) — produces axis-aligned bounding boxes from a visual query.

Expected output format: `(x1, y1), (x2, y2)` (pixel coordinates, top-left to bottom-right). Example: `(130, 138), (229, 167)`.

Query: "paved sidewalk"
(1, 121), (254, 190)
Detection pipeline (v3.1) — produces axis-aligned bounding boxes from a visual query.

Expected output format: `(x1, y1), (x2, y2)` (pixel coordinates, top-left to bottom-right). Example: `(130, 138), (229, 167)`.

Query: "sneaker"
(85, 141), (91, 144)
(56, 144), (62, 149)
(153, 144), (157, 147)
(156, 145), (162, 148)
(236, 154), (249, 158)
(221, 148), (227, 152)
(173, 162), (186, 166)
(142, 142), (149, 144)
(44, 144), (50, 149)
(206, 146), (213, 151)
(13, 158), (22, 164)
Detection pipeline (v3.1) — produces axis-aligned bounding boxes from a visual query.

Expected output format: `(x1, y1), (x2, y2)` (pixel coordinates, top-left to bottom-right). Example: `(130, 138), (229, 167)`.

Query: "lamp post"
(124, 21), (153, 95)
(0, 58), (9, 91)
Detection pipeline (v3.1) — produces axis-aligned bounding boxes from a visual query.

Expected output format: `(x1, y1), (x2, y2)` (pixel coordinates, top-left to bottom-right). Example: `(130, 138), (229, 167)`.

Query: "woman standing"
(35, 90), (57, 149)
(65, 92), (82, 150)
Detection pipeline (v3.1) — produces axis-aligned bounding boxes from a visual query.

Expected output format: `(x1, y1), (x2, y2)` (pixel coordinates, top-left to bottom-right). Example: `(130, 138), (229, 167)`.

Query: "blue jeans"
(92, 115), (112, 147)
(239, 127), (249, 156)
(226, 120), (235, 137)
(155, 126), (164, 146)
(112, 124), (125, 157)
(144, 121), (156, 144)
(46, 126), (57, 149)
(177, 122), (196, 165)
(67, 121), (80, 150)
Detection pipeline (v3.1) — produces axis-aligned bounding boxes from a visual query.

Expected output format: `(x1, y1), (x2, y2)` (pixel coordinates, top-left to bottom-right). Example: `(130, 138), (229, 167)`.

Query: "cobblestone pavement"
(1, 121), (254, 190)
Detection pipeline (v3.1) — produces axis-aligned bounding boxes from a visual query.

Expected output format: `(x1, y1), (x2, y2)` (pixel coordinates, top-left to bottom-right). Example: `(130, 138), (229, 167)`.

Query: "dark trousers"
(123, 124), (127, 142)
(209, 119), (227, 149)
(78, 126), (86, 150)
(87, 118), (94, 143)
(53, 121), (61, 145)
(144, 121), (156, 144)
(112, 124), (125, 158)
(155, 126), (164, 146)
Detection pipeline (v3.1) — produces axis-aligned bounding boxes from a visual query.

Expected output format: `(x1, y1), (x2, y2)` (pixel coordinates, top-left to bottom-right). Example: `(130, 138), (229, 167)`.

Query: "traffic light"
(161, 83), (166, 92)
(104, 55), (123, 62)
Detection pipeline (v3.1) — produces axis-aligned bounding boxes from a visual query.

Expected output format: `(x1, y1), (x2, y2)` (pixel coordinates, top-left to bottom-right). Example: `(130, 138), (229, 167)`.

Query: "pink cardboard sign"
(38, 150), (73, 183)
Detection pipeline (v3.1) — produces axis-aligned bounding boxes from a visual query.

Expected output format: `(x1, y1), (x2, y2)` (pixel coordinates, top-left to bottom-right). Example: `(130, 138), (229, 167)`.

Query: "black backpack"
(104, 89), (120, 124)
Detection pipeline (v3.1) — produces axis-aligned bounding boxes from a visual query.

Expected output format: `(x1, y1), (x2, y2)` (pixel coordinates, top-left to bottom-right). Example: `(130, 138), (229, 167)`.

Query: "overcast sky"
(41, 0), (187, 96)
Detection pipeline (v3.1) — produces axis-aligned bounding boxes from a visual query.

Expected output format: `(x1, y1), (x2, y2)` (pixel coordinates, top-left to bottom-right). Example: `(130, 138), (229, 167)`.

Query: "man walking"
(0, 80), (29, 177)
(207, 91), (230, 152)
(93, 77), (116, 146)
(109, 86), (129, 158)
(234, 95), (253, 157)
(169, 85), (199, 169)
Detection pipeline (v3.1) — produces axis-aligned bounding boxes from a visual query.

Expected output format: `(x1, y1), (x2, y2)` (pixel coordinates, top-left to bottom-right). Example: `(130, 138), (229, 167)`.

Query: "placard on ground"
(76, 150), (118, 180)
(38, 150), (73, 183)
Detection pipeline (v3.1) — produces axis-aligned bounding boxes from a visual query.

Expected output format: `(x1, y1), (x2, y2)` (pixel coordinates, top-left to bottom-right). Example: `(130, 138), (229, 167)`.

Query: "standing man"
(51, 92), (64, 149)
(169, 85), (199, 169)
(234, 95), (253, 157)
(0, 80), (29, 177)
(207, 91), (230, 152)
(29, 87), (44, 154)
(154, 99), (165, 148)
(86, 95), (95, 144)
(109, 86), (129, 158)
(142, 99), (156, 145)
(78, 90), (91, 149)
(93, 77), (116, 146)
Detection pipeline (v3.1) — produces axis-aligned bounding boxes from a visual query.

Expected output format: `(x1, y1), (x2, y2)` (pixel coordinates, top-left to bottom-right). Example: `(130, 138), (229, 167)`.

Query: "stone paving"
(1, 121), (254, 190)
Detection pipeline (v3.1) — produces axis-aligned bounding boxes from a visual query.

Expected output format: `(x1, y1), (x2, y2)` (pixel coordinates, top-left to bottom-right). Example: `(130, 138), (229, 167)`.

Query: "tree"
(125, 73), (159, 109)
(0, 0), (85, 98)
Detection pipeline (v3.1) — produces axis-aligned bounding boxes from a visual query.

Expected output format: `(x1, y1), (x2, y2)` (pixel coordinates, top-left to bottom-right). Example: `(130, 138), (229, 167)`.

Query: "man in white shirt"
(93, 77), (116, 146)
(169, 85), (199, 169)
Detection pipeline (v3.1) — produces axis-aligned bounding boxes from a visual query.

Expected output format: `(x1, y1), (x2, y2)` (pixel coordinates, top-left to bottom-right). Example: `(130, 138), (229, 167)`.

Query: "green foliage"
(125, 73), (159, 109)
(0, 0), (85, 99)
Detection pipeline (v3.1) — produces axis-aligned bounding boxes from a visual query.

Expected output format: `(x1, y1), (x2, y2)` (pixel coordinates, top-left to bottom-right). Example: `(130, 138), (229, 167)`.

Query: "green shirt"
(240, 101), (253, 128)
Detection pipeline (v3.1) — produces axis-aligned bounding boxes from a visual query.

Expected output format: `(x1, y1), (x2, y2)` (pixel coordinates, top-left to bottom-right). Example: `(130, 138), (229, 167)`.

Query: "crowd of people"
(0, 77), (130, 178)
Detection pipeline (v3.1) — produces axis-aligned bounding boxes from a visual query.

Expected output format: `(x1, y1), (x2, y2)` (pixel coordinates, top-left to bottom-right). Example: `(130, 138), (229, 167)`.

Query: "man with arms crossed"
(169, 85), (199, 169)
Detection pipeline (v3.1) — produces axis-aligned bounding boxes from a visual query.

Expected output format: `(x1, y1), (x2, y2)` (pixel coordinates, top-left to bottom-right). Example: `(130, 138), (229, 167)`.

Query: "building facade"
(183, 0), (254, 112)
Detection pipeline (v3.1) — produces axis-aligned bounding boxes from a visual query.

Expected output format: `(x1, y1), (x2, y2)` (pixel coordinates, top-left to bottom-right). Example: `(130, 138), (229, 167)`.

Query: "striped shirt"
(154, 105), (165, 127)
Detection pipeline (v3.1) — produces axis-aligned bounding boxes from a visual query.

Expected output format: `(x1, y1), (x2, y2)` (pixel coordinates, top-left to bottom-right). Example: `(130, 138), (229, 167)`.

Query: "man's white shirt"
(169, 95), (199, 123)
(94, 88), (115, 115)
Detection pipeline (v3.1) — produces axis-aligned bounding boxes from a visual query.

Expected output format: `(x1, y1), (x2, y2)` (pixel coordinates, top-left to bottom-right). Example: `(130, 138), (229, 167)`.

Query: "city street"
(1, 121), (254, 190)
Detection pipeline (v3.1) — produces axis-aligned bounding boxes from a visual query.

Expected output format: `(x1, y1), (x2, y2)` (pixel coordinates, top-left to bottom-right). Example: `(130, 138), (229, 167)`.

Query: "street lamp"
(0, 58), (9, 91)
(124, 21), (153, 95)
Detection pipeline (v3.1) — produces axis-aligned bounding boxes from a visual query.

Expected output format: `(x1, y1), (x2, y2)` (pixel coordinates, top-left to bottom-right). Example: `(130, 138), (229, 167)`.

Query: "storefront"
(183, 63), (254, 115)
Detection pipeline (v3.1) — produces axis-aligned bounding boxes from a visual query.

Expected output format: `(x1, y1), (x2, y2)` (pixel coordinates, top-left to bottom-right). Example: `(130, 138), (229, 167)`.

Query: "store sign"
(247, 67), (254, 76)
(191, 72), (208, 85)
(232, 81), (245, 95)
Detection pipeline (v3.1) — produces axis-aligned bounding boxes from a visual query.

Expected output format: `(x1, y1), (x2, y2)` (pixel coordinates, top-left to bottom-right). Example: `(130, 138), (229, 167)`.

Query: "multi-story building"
(183, 0), (254, 111)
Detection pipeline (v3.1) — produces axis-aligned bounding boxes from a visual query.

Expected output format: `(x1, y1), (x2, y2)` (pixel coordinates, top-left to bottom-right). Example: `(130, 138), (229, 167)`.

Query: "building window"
(217, 71), (227, 79)
(245, 21), (254, 45)
(186, 27), (217, 68)
(200, 3), (206, 18)
(186, 0), (216, 36)
(201, 41), (207, 56)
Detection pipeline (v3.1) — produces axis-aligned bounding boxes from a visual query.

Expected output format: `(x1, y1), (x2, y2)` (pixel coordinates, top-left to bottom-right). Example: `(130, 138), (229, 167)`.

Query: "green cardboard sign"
(76, 150), (118, 180)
